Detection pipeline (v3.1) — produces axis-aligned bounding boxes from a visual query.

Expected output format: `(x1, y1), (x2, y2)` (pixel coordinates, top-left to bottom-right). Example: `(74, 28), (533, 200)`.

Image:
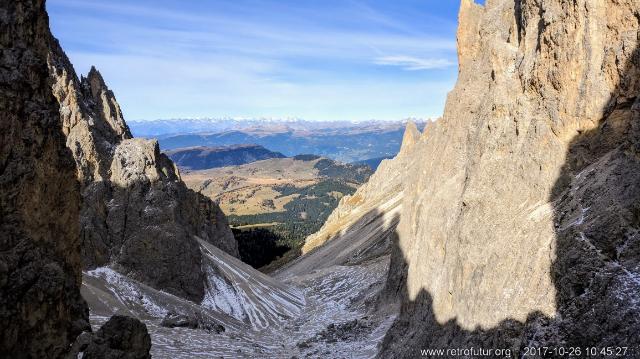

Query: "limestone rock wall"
(0, 0), (89, 356)
(380, 0), (640, 356)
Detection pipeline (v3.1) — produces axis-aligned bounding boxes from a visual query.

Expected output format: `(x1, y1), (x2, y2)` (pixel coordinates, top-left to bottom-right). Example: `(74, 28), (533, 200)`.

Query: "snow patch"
(201, 268), (246, 322)
(198, 238), (305, 330)
(86, 267), (169, 317)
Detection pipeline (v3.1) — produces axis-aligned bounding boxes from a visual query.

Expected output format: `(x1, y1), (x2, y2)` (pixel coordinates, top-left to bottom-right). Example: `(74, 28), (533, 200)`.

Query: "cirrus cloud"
(374, 55), (455, 71)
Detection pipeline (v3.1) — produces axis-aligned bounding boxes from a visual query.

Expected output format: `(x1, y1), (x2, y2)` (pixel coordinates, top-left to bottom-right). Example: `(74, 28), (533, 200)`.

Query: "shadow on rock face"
(546, 44), (640, 350)
(68, 315), (151, 359)
(0, 0), (89, 357)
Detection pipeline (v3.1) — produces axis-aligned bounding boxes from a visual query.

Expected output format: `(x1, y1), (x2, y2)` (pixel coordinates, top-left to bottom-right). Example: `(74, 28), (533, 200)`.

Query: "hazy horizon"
(127, 116), (433, 123)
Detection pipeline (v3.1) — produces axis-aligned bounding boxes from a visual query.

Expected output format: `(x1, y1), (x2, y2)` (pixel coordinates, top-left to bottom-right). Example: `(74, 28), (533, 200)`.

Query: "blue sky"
(47, 0), (465, 122)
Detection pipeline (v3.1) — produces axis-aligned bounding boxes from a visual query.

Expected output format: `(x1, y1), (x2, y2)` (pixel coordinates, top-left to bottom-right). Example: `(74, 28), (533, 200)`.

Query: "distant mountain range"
(130, 118), (428, 163)
(165, 144), (285, 170)
(128, 118), (429, 137)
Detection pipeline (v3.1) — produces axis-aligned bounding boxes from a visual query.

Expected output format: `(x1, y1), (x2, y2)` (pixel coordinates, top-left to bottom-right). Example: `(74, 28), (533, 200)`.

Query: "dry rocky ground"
(183, 158), (324, 216)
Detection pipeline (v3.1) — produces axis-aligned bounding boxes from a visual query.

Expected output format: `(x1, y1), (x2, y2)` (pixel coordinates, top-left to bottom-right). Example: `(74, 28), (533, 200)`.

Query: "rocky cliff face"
(0, 1), (156, 358)
(46, 25), (238, 303)
(379, 0), (640, 356)
(0, 0), (89, 356)
(48, 41), (131, 184)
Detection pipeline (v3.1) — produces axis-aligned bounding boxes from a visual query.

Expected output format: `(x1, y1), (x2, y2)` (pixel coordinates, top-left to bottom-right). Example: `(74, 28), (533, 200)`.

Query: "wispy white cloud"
(70, 51), (455, 120)
(374, 56), (454, 71)
(47, 0), (459, 121)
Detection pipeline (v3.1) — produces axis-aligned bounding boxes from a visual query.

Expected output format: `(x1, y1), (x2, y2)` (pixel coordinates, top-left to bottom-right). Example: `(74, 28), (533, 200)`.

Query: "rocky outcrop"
(160, 312), (226, 333)
(397, 120), (420, 156)
(46, 18), (238, 302)
(379, 0), (640, 356)
(68, 315), (151, 359)
(0, 0), (90, 356)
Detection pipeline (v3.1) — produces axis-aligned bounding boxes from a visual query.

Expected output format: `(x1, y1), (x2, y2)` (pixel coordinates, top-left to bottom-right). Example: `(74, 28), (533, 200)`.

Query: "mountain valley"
(2, 0), (640, 358)
(181, 155), (374, 270)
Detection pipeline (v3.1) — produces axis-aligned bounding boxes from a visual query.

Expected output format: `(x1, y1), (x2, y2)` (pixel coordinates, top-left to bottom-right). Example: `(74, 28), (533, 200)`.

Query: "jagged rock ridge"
(47, 39), (239, 303)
